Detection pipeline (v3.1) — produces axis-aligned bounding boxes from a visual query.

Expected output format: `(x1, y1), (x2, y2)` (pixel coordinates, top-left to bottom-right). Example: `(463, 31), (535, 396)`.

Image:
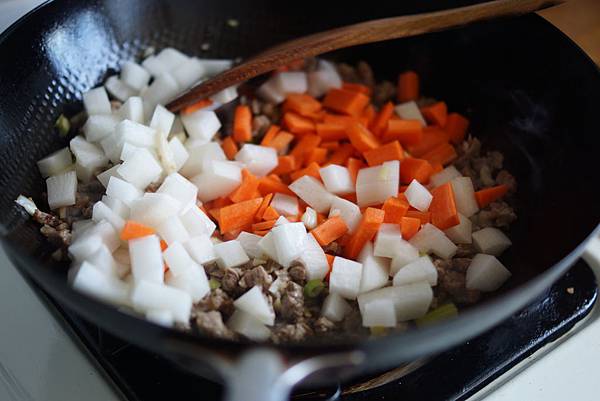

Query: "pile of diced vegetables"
(17, 46), (515, 341)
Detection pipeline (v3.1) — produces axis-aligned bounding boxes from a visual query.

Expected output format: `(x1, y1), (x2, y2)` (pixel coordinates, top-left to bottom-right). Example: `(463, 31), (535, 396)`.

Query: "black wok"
(1, 1), (600, 400)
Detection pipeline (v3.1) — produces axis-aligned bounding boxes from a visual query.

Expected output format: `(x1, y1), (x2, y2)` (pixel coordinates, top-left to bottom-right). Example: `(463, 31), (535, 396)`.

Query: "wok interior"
(1, 0), (600, 351)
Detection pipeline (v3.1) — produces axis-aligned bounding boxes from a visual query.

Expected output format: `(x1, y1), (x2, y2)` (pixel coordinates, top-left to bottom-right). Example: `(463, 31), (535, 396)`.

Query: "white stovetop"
(1, 2), (600, 400)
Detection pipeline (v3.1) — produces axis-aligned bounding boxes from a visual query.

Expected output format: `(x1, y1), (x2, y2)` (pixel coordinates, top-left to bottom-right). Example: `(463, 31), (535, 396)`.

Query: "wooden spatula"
(166, 0), (563, 112)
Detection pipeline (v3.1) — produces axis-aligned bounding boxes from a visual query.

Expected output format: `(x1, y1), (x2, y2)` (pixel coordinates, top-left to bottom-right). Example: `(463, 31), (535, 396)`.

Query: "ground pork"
(194, 311), (235, 339)
(434, 258), (481, 305)
(221, 267), (243, 294)
(356, 61), (376, 89)
(194, 289), (235, 318)
(270, 321), (313, 343)
(473, 201), (517, 229)
(313, 316), (336, 333)
(288, 262), (307, 285)
(238, 265), (273, 290)
(372, 81), (396, 106)
(280, 281), (305, 321)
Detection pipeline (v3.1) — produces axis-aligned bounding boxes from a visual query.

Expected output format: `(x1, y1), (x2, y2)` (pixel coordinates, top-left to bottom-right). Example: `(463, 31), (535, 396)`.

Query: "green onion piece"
(304, 279), (325, 298)
(370, 326), (387, 336)
(55, 114), (70, 137)
(209, 278), (221, 290)
(416, 303), (458, 327)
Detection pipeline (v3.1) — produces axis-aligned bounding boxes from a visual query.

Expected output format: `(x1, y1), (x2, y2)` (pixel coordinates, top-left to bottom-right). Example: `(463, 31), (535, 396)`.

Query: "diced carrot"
(208, 208), (221, 221)
(262, 206), (280, 221)
(282, 112), (315, 135)
(283, 94), (322, 117)
(342, 82), (372, 96)
(229, 169), (260, 203)
(290, 161), (321, 181)
(421, 101), (448, 126)
(321, 141), (340, 150)
(268, 174), (282, 183)
(271, 155), (297, 176)
(445, 112), (470, 144)
(399, 185), (409, 193)
(344, 207), (385, 259)
(474, 185), (509, 208)
(317, 212), (327, 225)
(260, 125), (280, 146)
(369, 101), (394, 137)
(347, 122), (381, 152)
(181, 98), (213, 115)
(397, 71), (419, 103)
(431, 163), (444, 173)
(316, 122), (347, 141)
(221, 136), (238, 160)
(327, 143), (355, 165)
(362, 104), (376, 126)
(305, 109), (326, 122)
(406, 210), (431, 224)
(255, 193), (273, 221)
(253, 229), (270, 237)
(322, 88), (370, 117)
(287, 215), (300, 223)
(223, 229), (245, 241)
(290, 134), (321, 166)
(252, 219), (277, 231)
(429, 183), (459, 230)
(233, 105), (252, 142)
(218, 198), (263, 234)
(160, 240), (168, 252)
(346, 157), (365, 185)
(363, 141), (405, 166)
(340, 192), (358, 204)
(258, 177), (294, 196)
(212, 197), (233, 209)
(311, 216), (349, 246)
(398, 193), (408, 203)
(401, 216), (421, 239)
(421, 142), (457, 166)
(120, 220), (155, 241)
(382, 197), (409, 224)
(304, 147), (328, 166)
(406, 126), (450, 157)
(382, 119), (423, 145)
(325, 253), (335, 268)
(268, 131), (295, 153)
(399, 158), (434, 184)
(323, 114), (357, 126)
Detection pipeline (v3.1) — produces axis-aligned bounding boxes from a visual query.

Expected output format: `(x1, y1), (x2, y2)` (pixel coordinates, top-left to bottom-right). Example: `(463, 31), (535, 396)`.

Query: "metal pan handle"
(582, 233), (600, 280)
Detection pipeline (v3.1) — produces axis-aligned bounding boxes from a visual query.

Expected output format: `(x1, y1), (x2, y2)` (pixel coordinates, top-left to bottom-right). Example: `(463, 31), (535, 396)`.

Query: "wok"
(1, 1), (600, 400)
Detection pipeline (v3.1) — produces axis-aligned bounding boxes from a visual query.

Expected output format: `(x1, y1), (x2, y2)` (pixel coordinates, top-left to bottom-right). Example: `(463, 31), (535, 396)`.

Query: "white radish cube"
(83, 114), (120, 142)
(130, 193), (182, 228)
(100, 131), (124, 163)
(271, 222), (307, 267)
(373, 223), (404, 258)
(356, 160), (399, 207)
(191, 161), (242, 202)
(271, 193), (299, 216)
(319, 165), (355, 195)
(96, 164), (123, 188)
(105, 76), (137, 102)
(120, 143), (144, 161)
(444, 213), (472, 244)
(130, 280), (192, 323)
(120, 61), (151, 91)
(227, 309), (271, 341)
(234, 285), (275, 325)
(115, 119), (157, 148)
(289, 175), (334, 213)
(145, 310), (174, 327)
(102, 195), (130, 219)
(92, 201), (125, 231)
(180, 206), (216, 237)
(257, 232), (278, 262)
(274, 71), (308, 94)
(394, 101), (426, 126)
(118, 96), (144, 123)
(171, 58), (205, 89)
(409, 223), (457, 259)
(307, 59), (342, 98)
(180, 142), (226, 177)
(430, 165), (462, 188)
(83, 87), (111, 115)
(69, 220), (119, 261)
(268, 276), (287, 295)
(157, 173), (198, 211)
(117, 148), (163, 189)
(168, 137), (189, 171)
(451, 177), (479, 217)
(161, 242), (194, 277)
(466, 254), (511, 292)
(156, 132), (177, 175)
(149, 104), (175, 135)
(301, 207), (318, 230)
(257, 78), (285, 104)
(405, 179), (433, 212)
(393, 255), (437, 287)
(234, 144), (278, 177)
(184, 235), (218, 265)
(157, 216), (189, 245)
(298, 233), (329, 281)
(358, 242), (390, 293)
(85, 244), (120, 277)
(106, 176), (143, 207)
(274, 216), (290, 226)
(329, 196), (361, 233)
(214, 240), (250, 268)
(71, 219), (94, 242)
(70, 136), (108, 182)
(358, 282), (433, 322)
(142, 55), (170, 77)
(165, 264), (209, 302)
(237, 232), (264, 259)
(321, 293), (351, 322)
(197, 58), (233, 76)
(155, 47), (189, 71)
(329, 256), (363, 300)
(71, 261), (129, 306)
(181, 110), (221, 141)
(37, 147), (73, 177)
(142, 72), (180, 107)
(46, 170), (77, 209)
(210, 86), (238, 104)
(362, 299), (397, 327)
(390, 241), (420, 276)
(129, 235), (164, 284)
(472, 227), (512, 256)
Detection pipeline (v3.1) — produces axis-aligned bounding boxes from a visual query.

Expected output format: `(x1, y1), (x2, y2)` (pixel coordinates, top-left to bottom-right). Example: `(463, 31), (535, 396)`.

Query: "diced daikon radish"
(257, 78), (285, 104)
(155, 48), (189, 71)
(358, 242), (390, 293)
(393, 255), (437, 287)
(118, 96), (144, 123)
(129, 235), (164, 284)
(191, 160), (242, 202)
(185, 137), (210, 150)
(234, 144), (278, 177)
(101, 195), (129, 219)
(289, 175), (334, 213)
(210, 86), (238, 104)
(69, 220), (120, 261)
(70, 136), (108, 182)
(405, 179), (433, 212)
(450, 177), (479, 217)
(319, 165), (355, 195)
(184, 235), (218, 265)
(157, 173), (198, 211)
(149, 104), (175, 135)
(115, 119), (157, 148)
(99, 132), (124, 164)
(46, 170), (77, 209)
(236, 232), (263, 259)
(444, 213), (472, 244)
(321, 293), (352, 322)
(142, 72), (180, 108)
(142, 55), (170, 77)
(171, 58), (205, 89)
(466, 254), (511, 292)
(85, 244), (121, 277)
(83, 87), (111, 115)
(356, 160), (399, 207)
(162, 241), (195, 277)
(472, 227), (512, 256)
(394, 101), (426, 126)
(92, 201), (125, 231)
(329, 256), (363, 300)
(15, 195), (37, 216)
(71, 261), (130, 306)
(227, 309), (271, 341)
(120, 61), (151, 91)
(197, 58), (233, 76)
(307, 59), (342, 98)
(390, 241), (420, 276)
(156, 132), (177, 175)
(274, 216), (290, 226)
(117, 148), (163, 189)
(301, 207), (318, 230)
(214, 240), (250, 268)
(373, 223), (404, 258)
(83, 114), (120, 142)
(168, 137), (189, 171)
(105, 176), (143, 207)
(70, 219), (94, 242)
(37, 147), (73, 178)
(329, 196), (361, 233)
(271, 193), (299, 216)
(298, 233), (329, 280)
(165, 263), (209, 302)
(358, 281), (433, 321)
(271, 222), (307, 267)
(130, 280), (192, 323)
(145, 309), (174, 327)
(181, 109), (221, 141)
(105, 76), (137, 102)
(129, 193), (181, 228)
(362, 298), (397, 327)
(409, 223), (457, 259)
(257, 232), (278, 261)
(119, 143), (142, 161)
(430, 165), (462, 188)
(157, 216), (190, 245)
(234, 285), (275, 325)
(180, 206), (216, 237)
(180, 142), (226, 177)
(274, 71), (308, 94)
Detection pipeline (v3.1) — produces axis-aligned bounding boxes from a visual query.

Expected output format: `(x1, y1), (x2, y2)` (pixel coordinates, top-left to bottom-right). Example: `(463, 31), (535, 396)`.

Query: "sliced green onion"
(55, 114), (70, 137)
(209, 278), (221, 290)
(304, 279), (325, 298)
(370, 326), (387, 336)
(416, 303), (458, 327)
